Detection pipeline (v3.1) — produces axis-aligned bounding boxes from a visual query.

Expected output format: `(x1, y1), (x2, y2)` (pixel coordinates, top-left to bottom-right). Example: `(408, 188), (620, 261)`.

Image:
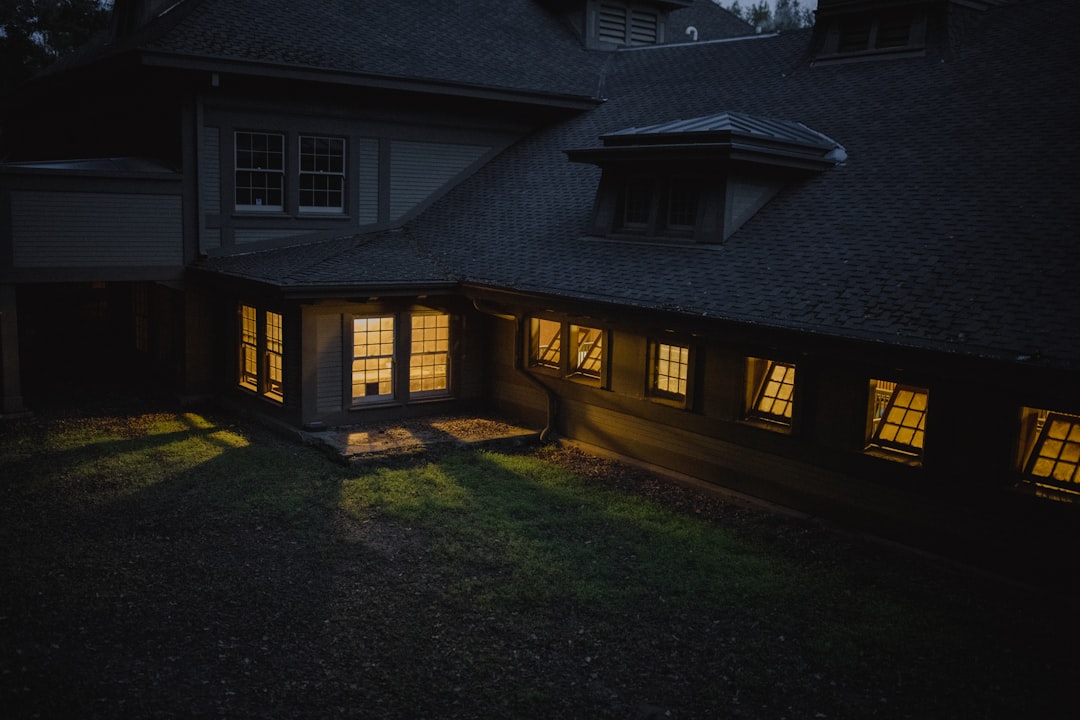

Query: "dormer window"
(814, 1), (930, 63)
(567, 112), (845, 244)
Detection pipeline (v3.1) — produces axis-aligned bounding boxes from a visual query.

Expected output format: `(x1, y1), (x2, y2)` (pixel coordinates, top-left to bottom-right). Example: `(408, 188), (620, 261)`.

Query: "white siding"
(12, 191), (183, 267)
(316, 313), (343, 414)
(356, 138), (379, 225)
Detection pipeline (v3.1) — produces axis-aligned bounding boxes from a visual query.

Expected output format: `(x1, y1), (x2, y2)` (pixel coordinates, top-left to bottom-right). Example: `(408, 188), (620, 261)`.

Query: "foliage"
(0, 0), (113, 94)
(725, 0), (815, 32)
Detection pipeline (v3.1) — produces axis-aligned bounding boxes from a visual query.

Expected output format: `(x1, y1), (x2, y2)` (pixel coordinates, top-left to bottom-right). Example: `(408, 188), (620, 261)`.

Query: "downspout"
(472, 300), (557, 441)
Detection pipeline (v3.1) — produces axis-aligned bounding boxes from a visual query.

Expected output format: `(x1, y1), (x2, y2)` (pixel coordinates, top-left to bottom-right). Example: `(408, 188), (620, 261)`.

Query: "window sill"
(741, 417), (792, 435)
(863, 445), (923, 468)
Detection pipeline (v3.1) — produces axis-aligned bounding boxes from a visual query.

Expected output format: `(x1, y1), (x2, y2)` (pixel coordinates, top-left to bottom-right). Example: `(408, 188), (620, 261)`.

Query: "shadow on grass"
(1, 404), (1076, 719)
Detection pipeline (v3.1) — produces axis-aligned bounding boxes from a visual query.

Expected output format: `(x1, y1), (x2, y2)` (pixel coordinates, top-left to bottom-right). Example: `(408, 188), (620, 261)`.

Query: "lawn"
(0, 398), (1075, 719)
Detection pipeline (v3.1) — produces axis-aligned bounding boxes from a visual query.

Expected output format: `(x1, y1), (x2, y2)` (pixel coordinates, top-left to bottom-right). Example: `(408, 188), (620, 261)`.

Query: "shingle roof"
(199, 0), (1080, 370)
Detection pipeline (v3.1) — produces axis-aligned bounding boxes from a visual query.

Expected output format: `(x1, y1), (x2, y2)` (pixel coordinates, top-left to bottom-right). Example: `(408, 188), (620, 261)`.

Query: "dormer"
(811, 0), (964, 64)
(539, 0), (694, 50)
(566, 112), (845, 244)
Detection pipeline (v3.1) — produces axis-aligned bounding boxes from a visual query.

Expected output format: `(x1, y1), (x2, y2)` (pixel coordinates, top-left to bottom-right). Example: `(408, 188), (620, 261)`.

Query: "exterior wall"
(296, 297), (488, 428)
(199, 99), (519, 255)
(480, 296), (1080, 568)
(0, 169), (185, 283)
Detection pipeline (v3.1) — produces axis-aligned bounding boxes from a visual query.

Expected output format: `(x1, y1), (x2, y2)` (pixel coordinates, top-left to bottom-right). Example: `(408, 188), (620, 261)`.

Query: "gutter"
(472, 300), (557, 442)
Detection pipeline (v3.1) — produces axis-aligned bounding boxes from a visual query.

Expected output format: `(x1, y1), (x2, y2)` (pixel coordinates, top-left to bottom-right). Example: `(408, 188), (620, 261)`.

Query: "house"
(2, 0), (1078, 580)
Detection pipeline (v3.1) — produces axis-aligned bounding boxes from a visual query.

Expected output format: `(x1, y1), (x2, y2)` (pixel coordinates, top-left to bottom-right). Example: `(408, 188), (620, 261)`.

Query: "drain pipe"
(473, 300), (557, 442)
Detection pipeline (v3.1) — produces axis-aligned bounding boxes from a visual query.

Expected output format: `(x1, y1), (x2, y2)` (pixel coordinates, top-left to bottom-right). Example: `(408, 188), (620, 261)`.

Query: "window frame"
(744, 357), (796, 431)
(409, 312), (452, 399)
(864, 379), (928, 466)
(1017, 407), (1080, 499)
(237, 303), (285, 405)
(614, 173), (703, 240)
(350, 314), (396, 406)
(234, 131), (285, 212)
(647, 337), (693, 408)
(298, 134), (347, 214)
(528, 316), (607, 387)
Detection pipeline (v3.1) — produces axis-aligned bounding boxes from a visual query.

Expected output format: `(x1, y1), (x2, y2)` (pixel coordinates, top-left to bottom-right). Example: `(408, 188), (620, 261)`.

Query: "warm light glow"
(530, 318), (562, 369)
(866, 380), (928, 463)
(353, 316), (395, 401)
(748, 358), (795, 424)
(239, 304), (258, 391)
(571, 325), (603, 378)
(1022, 409), (1080, 494)
(410, 313), (450, 394)
(653, 341), (689, 399)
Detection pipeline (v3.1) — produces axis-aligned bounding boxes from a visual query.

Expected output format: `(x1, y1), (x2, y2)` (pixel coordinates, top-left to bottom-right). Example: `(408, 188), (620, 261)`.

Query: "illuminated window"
(650, 340), (690, 403)
(746, 358), (795, 428)
(299, 135), (345, 213)
(235, 131), (284, 210)
(265, 311), (284, 402)
(529, 317), (605, 384)
(530, 318), (562, 370)
(352, 316), (395, 403)
(239, 304), (259, 392)
(410, 313), (450, 395)
(1018, 408), (1080, 497)
(866, 380), (927, 464)
(238, 303), (283, 404)
(570, 325), (603, 379)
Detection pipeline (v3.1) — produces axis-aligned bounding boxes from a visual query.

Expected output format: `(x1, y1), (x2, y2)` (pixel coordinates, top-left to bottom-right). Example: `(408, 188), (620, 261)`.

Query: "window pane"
(299, 135), (346, 212)
(409, 313), (450, 395)
(235, 132), (284, 209)
(264, 311), (284, 402)
(866, 380), (928, 463)
(239, 304), (258, 391)
(530, 318), (562, 369)
(571, 325), (603, 379)
(652, 341), (689, 400)
(353, 316), (395, 402)
(1022, 410), (1080, 496)
(748, 359), (795, 426)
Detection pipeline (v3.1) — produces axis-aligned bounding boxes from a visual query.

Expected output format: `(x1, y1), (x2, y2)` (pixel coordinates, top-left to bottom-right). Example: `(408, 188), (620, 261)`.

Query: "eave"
(138, 51), (602, 112)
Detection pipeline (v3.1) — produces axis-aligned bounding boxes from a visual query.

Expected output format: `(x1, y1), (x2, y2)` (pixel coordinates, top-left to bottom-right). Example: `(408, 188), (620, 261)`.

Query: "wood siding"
(315, 313), (343, 415)
(389, 141), (489, 221)
(11, 191), (182, 267)
(200, 126), (221, 253)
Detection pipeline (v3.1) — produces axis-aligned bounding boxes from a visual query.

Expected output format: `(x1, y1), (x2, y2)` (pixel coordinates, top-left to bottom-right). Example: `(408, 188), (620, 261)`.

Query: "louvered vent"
(598, 2), (659, 46)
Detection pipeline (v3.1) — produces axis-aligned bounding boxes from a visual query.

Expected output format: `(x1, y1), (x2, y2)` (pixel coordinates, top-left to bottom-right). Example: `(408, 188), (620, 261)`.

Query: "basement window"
(1017, 408), (1080, 499)
(745, 358), (795, 431)
(865, 379), (927, 465)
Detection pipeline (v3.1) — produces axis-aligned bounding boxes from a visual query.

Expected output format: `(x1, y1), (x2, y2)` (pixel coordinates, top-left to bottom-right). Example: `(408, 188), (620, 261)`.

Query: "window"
(299, 135), (346, 213)
(649, 340), (690, 404)
(615, 175), (701, 238)
(235, 131), (284, 210)
(571, 325), (604, 379)
(865, 380), (928, 464)
(238, 303), (284, 404)
(410, 313), (450, 396)
(529, 317), (605, 384)
(265, 311), (284, 402)
(820, 9), (927, 60)
(352, 316), (395, 404)
(239, 304), (259, 392)
(1018, 408), (1080, 498)
(745, 358), (795, 429)
(597, 1), (660, 46)
(530, 318), (562, 371)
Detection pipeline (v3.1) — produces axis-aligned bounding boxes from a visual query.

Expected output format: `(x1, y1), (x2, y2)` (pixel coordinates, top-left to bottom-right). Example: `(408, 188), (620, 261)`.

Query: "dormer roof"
(567, 111), (846, 172)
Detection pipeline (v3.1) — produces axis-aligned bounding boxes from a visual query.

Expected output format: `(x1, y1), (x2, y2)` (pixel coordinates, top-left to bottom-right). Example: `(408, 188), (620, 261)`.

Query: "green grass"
(1, 404), (1075, 719)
